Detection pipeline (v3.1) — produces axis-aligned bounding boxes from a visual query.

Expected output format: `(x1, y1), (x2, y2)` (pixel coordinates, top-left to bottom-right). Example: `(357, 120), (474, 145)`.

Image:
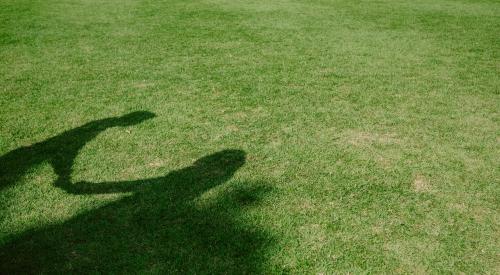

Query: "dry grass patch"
(413, 174), (431, 193)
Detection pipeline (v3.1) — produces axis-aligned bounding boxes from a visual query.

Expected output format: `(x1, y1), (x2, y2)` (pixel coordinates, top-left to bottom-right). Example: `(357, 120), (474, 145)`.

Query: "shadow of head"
(190, 149), (246, 180)
(111, 111), (156, 127)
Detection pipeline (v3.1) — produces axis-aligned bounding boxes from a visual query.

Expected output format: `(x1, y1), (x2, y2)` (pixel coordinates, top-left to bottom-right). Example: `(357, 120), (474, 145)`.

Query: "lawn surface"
(1, 0), (499, 273)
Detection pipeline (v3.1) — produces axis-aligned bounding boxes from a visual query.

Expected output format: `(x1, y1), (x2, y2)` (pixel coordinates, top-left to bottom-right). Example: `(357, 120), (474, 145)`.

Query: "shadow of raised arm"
(56, 150), (247, 201)
(0, 111), (156, 191)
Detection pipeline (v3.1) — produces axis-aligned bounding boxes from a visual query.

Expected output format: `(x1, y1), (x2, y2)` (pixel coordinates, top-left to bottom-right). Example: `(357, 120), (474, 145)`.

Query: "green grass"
(1, 0), (499, 273)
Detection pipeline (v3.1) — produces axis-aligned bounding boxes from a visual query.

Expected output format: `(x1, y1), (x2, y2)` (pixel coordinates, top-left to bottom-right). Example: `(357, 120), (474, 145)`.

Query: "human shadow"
(1, 149), (271, 273)
(0, 114), (272, 273)
(0, 111), (156, 191)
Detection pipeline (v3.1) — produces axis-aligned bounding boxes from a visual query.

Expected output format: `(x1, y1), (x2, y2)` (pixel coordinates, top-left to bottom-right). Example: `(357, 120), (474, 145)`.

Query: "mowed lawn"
(1, 0), (499, 273)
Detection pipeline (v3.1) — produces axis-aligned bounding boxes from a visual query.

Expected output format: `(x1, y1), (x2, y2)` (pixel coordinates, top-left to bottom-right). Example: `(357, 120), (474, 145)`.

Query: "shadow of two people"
(0, 112), (272, 273)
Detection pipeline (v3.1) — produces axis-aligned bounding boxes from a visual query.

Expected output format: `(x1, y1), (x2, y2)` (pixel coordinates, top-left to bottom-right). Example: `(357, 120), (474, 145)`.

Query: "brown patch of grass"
(133, 82), (155, 89)
(148, 159), (164, 168)
(375, 155), (392, 169)
(334, 129), (404, 170)
(344, 130), (400, 146)
(226, 125), (239, 132)
(413, 174), (430, 193)
(372, 224), (385, 235)
(300, 199), (314, 211)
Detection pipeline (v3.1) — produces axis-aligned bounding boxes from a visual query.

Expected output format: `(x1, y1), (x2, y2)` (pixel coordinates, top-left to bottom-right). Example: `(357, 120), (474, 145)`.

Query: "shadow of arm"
(56, 178), (161, 195)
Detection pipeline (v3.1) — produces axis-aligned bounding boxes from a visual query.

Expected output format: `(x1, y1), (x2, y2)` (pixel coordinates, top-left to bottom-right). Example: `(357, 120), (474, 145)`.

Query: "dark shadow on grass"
(0, 113), (273, 273)
(0, 111), (156, 191)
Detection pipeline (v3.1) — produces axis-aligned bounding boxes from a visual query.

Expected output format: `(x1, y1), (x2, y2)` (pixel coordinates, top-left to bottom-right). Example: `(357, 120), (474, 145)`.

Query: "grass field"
(1, 0), (499, 273)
